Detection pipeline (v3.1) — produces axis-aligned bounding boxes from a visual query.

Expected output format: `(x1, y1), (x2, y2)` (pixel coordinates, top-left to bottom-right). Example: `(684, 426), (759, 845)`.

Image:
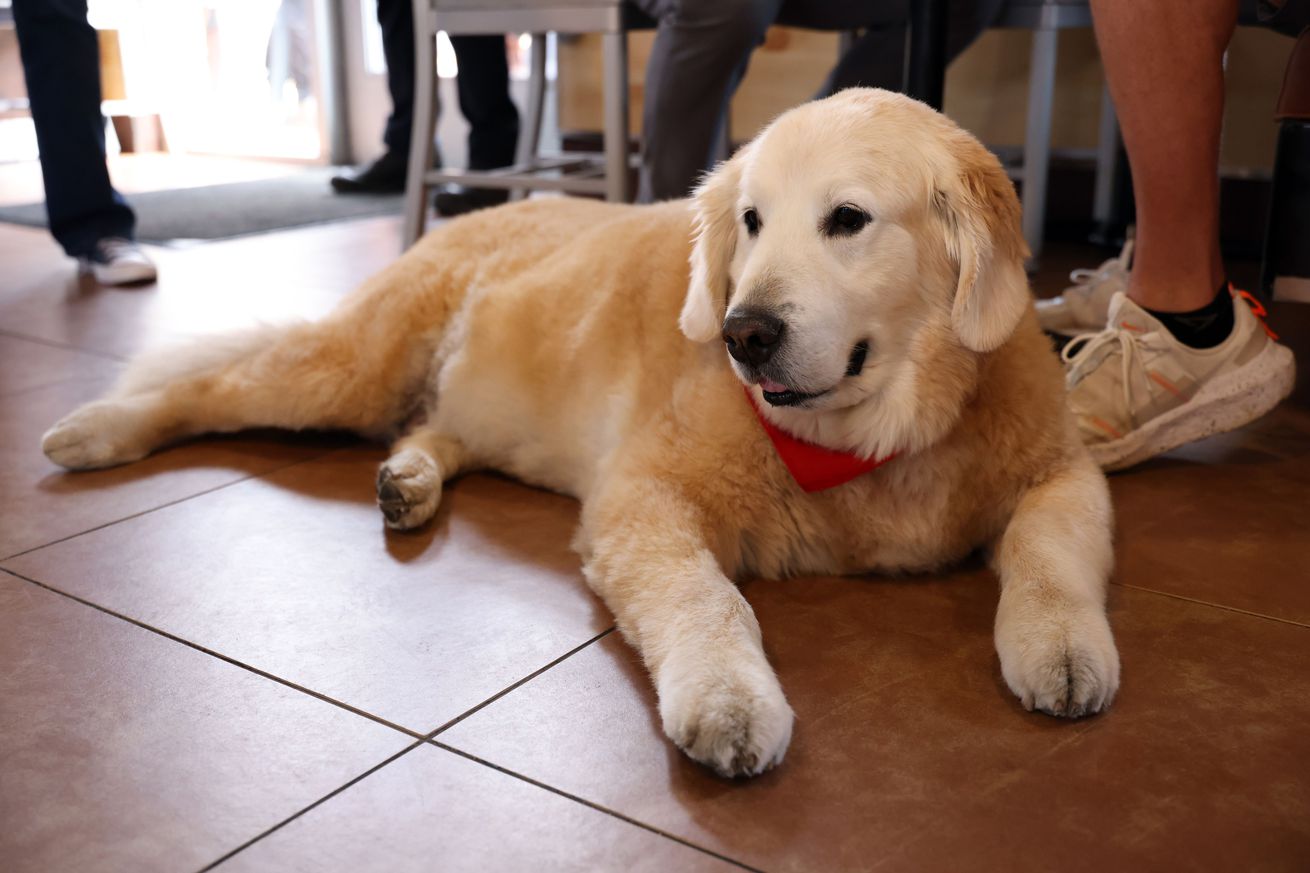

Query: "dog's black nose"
(722, 311), (784, 367)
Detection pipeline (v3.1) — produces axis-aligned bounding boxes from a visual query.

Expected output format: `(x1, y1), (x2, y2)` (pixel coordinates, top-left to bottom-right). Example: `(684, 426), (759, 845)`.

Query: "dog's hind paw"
(376, 449), (442, 530)
(658, 648), (794, 778)
(995, 601), (1120, 719)
(42, 401), (151, 470)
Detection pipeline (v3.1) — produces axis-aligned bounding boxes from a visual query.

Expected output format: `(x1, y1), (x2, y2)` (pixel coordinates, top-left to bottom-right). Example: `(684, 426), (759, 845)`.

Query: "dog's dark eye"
(743, 208), (760, 236)
(825, 205), (871, 237)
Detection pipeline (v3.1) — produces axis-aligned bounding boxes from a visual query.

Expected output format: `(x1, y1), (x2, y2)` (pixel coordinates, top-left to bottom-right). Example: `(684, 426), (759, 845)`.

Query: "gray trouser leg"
(632, 0), (781, 202)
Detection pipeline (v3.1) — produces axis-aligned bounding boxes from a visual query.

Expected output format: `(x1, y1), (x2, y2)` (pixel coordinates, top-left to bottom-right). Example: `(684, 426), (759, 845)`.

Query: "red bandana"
(745, 388), (894, 492)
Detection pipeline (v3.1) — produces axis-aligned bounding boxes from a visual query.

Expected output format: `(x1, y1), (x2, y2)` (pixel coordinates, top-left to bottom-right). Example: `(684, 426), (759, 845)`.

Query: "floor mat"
(0, 168), (403, 243)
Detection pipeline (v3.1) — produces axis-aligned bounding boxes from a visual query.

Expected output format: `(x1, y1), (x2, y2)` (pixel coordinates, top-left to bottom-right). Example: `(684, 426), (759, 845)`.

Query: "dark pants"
(12, 0), (135, 257)
(630, 0), (1004, 202)
(375, 0), (519, 170)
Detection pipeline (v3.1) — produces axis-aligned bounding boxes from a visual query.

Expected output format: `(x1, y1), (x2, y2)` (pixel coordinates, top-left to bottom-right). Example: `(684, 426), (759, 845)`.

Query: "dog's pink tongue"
(759, 379), (788, 393)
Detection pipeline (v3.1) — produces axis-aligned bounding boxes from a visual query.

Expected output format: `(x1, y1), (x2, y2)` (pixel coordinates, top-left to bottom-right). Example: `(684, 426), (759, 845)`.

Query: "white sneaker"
(1063, 288), (1296, 471)
(77, 237), (157, 286)
(1036, 233), (1134, 337)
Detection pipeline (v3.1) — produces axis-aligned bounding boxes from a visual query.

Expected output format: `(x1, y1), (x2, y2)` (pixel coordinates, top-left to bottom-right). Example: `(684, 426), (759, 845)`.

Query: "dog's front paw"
(376, 449), (442, 530)
(995, 598), (1120, 718)
(657, 648), (794, 778)
(42, 401), (150, 470)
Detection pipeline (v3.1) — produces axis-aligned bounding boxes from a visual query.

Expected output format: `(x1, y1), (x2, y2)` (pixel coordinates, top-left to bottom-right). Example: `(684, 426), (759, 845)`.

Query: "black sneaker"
(433, 184), (510, 217)
(330, 151), (409, 194)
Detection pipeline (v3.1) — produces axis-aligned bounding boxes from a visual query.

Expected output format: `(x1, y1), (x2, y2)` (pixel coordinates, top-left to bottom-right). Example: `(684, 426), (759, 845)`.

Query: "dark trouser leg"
(376, 0), (416, 156)
(449, 36), (519, 170)
(775, 0), (1004, 96)
(632, 0), (782, 202)
(12, 0), (134, 257)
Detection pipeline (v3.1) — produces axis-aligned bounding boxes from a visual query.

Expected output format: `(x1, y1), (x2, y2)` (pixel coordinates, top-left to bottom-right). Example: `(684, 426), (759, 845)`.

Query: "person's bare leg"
(1090, 0), (1237, 312)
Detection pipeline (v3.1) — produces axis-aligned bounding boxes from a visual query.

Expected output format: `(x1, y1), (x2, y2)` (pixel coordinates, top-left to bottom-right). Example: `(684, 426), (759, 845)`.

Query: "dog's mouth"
(845, 341), (870, 377)
(753, 340), (871, 407)
(758, 379), (825, 407)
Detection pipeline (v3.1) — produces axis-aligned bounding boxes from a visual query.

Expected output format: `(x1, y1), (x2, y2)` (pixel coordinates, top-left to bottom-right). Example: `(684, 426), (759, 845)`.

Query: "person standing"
(1038, 0), (1302, 468)
(12, 0), (156, 285)
(330, 0), (519, 217)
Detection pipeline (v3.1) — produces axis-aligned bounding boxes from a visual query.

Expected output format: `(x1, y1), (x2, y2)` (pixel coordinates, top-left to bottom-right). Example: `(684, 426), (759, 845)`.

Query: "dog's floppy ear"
(680, 145), (752, 343)
(937, 141), (1031, 353)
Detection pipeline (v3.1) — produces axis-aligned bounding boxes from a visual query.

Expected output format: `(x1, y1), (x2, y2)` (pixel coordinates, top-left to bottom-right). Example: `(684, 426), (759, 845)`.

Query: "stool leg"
(512, 32), (548, 203)
(1021, 25), (1058, 263)
(602, 30), (630, 202)
(403, 3), (438, 250)
(1092, 80), (1120, 227)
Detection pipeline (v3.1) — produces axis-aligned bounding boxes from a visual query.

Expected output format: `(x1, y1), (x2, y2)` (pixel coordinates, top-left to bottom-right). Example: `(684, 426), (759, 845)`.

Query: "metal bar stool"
(994, 0), (1119, 261)
(403, 0), (639, 248)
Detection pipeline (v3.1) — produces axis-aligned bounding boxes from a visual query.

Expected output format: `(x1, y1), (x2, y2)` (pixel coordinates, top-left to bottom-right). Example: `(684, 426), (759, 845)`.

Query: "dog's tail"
(99, 246), (469, 441)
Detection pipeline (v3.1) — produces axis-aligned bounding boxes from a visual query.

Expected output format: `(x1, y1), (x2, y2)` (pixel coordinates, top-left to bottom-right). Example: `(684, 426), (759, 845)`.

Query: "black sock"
(1145, 282), (1235, 349)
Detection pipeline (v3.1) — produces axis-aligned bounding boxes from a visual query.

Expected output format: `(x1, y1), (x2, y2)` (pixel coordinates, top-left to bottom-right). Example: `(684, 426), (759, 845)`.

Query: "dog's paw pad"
(41, 402), (145, 470)
(376, 450), (442, 530)
(659, 659), (794, 778)
(997, 606), (1120, 719)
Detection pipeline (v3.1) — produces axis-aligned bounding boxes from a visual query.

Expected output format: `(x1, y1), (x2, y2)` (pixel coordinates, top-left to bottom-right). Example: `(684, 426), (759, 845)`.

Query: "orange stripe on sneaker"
(1147, 370), (1186, 398)
(1232, 287), (1280, 340)
(1120, 321), (1144, 333)
(1089, 416), (1123, 439)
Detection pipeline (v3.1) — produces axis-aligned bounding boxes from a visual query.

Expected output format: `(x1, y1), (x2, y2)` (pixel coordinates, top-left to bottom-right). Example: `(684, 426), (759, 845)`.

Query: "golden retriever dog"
(42, 89), (1118, 777)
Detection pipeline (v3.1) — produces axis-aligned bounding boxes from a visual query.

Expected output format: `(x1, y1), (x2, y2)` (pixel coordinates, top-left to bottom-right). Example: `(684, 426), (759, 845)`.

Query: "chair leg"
(402, 4), (439, 250)
(1092, 80), (1120, 227)
(511, 32), (548, 203)
(602, 30), (630, 202)
(1021, 25), (1058, 262)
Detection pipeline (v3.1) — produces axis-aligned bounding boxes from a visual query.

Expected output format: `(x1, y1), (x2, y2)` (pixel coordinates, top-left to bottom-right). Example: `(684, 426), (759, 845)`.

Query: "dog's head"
(680, 88), (1031, 457)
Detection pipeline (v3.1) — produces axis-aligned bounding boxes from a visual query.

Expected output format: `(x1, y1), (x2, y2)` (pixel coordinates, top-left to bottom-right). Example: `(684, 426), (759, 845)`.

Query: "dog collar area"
(744, 387), (894, 492)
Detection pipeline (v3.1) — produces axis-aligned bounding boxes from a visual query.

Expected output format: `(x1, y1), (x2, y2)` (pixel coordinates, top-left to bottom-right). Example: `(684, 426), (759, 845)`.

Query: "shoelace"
(1061, 319), (1157, 428)
(1064, 235), (1135, 297)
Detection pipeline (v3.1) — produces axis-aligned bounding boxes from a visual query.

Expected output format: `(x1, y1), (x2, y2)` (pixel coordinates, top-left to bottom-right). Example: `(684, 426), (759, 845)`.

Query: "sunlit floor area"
(1, 210), (1309, 871)
(0, 153), (309, 207)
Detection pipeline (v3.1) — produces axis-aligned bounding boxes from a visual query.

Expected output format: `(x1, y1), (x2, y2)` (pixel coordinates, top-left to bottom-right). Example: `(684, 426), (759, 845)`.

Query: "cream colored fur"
(42, 90), (1118, 777)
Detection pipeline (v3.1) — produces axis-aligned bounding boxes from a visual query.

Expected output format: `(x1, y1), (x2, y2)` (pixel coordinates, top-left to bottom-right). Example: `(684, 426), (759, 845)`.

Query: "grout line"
(0, 567), (425, 739)
(0, 328), (130, 362)
(430, 742), (767, 873)
(185, 632), (618, 871)
(0, 451), (336, 563)
(192, 739), (427, 873)
(426, 627), (616, 738)
(1109, 581), (1310, 629)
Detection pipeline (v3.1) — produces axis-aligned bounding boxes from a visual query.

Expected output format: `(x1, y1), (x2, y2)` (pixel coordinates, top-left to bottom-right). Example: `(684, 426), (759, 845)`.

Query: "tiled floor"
(1, 213), (1308, 873)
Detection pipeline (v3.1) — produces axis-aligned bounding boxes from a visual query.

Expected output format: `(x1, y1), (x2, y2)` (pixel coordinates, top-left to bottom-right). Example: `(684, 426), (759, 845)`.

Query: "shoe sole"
(90, 262), (157, 286)
(1090, 340), (1297, 471)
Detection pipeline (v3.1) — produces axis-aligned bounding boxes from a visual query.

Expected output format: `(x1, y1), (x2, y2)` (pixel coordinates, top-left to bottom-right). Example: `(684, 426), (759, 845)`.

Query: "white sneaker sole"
(1090, 340), (1297, 472)
(90, 260), (157, 286)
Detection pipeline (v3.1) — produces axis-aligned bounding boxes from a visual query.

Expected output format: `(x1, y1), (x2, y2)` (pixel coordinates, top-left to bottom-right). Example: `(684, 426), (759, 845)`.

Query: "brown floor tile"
(215, 743), (739, 873)
(0, 333), (114, 400)
(0, 217), (402, 360)
(440, 575), (1310, 873)
(0, 571), (410, 873)
(1111, 404), (1310, 625)
(0, 223), (75, 294)
(4, 449), (611, 733)
(0, 339), (327, 559)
